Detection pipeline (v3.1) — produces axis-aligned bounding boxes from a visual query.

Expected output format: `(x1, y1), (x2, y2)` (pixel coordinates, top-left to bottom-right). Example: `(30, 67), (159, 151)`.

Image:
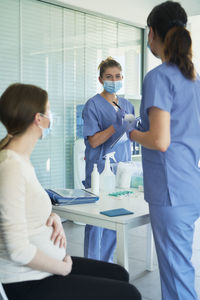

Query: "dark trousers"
(3, 256), (141, 300)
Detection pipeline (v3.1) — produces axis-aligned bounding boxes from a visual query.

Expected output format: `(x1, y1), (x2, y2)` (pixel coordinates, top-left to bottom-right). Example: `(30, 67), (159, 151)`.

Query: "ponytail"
(0, 134), (13, 151)
(164, 26), (196, 80)
(147, 1), (195, 80)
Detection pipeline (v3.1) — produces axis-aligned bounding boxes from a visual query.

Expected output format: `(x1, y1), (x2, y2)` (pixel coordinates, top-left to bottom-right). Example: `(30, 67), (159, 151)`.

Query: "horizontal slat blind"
(85, 15), (102, 100)
(97, 19), (117, 94)
(0, 0), (20, 140)
(118, 23), (142, 99)
(64, 9), (76, 188)
(22, 0), (65, 187)
(0, 0), (143, 188)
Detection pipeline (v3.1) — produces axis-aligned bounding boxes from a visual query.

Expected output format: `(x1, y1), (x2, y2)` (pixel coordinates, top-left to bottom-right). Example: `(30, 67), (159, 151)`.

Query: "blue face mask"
(103, 80), (122, 94)
(147, 40), (160, 58)
(39, 111), (53, 139)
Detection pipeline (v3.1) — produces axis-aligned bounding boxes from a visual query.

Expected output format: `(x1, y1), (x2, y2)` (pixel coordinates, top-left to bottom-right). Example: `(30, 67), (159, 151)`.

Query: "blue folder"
(46, 188), (99, 206)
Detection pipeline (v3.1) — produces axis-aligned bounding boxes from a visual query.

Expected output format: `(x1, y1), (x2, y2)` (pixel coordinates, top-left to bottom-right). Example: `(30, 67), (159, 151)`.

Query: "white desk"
(53, 189), (154, 272)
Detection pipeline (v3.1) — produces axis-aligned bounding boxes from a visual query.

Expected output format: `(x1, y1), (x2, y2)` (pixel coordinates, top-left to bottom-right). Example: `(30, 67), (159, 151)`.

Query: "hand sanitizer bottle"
(100, 152), (116, 193)
(91, 163), (99, 196)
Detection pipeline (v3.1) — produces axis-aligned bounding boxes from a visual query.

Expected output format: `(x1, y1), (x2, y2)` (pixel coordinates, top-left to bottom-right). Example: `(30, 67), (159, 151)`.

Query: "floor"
(63, 216), (200, 300)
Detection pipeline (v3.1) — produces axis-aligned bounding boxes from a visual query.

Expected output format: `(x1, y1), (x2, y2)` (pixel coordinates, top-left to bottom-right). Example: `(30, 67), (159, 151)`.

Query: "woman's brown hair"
(164, 26), (195, 80)
(147, 1), (195, 80)
(0, 83), (48, 150)
(98, 56), (122, 78)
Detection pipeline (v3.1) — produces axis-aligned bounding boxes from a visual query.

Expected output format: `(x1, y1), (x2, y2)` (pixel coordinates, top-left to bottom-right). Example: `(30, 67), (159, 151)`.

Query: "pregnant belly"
(29, 226), (66, 261)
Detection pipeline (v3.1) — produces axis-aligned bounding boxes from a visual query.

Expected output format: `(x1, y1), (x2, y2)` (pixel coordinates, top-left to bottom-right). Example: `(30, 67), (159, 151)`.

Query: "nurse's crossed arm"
(88, 125), (115, 148)
(129, 107), (170, 152)
(88, 109), (125, 149)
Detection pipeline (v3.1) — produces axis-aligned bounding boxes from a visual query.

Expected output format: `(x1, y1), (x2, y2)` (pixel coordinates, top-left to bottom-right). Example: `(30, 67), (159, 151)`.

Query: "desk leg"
(146, 223), (154, 271)
(116, 224), (129, 271)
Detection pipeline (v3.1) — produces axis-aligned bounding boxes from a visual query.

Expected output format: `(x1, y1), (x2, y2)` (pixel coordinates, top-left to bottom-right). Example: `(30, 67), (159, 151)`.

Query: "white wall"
(51, 0), (156, 27)
(51, 0), (200, 27)
(189, 16), (200, 73)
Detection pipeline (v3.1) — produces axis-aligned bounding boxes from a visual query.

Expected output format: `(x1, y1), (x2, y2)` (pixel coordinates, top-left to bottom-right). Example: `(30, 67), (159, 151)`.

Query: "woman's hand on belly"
(46, 213), (67, 249)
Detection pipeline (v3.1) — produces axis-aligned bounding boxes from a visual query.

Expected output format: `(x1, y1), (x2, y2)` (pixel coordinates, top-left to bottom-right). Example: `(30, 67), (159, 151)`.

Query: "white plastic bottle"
(100, 152), (116, 193)
(91, 163), (99, 196)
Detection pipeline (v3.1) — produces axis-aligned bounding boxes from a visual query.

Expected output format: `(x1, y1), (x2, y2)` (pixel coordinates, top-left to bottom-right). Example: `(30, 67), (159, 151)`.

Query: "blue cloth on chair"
(46, 189), (99, 205)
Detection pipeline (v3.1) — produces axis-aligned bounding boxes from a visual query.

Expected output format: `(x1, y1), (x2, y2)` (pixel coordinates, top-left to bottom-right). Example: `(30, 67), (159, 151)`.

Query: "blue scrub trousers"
(149, 203), (200, 300)
(84, 225), (116, 262)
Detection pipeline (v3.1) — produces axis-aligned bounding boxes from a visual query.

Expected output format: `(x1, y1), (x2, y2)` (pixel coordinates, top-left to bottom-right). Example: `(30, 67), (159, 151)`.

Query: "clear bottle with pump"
(91, 163), (99, 196)
(100, 152), (116, 193)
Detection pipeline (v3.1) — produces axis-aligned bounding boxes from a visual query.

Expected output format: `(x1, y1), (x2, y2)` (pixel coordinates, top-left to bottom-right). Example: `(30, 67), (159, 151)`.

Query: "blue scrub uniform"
(83, 93), (134, 262)
(140, 62), (200, 300)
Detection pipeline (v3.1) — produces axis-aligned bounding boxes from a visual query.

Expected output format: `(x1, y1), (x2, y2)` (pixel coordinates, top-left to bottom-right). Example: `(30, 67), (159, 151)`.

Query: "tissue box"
(111, 161), (143, 189)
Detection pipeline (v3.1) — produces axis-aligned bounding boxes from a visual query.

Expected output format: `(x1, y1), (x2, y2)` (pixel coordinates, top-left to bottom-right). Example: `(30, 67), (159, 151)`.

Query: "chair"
(0, 282), (8, 300)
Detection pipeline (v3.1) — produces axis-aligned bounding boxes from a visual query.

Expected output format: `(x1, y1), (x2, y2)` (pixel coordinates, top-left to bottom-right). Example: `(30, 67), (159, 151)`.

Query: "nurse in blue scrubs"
(83, 57), (135, 262)
(128, 1), (200, 299)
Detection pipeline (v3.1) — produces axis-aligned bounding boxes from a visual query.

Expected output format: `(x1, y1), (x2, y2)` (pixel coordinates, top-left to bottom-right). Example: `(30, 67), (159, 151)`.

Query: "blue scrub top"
(140, 62), (200, 206)
(83, 93), (135, 188)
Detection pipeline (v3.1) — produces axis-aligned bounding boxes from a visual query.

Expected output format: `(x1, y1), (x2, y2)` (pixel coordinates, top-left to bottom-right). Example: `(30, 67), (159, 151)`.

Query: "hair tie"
(169, 19), (185, 28)
(7, 133), (13, 139)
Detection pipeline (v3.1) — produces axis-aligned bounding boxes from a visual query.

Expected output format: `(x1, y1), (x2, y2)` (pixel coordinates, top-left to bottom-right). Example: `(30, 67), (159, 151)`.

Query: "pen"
(113, 101), (121, 110)
(81, 188), (97, 196)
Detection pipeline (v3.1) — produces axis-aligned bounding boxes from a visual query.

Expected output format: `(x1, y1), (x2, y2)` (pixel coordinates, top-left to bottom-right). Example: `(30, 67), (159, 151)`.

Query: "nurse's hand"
(46, 213), (67, 249)
(127, 119), (137, 132)
(113, 108), (126, 132)
(126, 117), (142, 139)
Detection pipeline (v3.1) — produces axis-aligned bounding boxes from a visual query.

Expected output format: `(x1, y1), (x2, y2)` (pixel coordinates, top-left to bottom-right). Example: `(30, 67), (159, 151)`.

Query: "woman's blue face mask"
(39, 111), (53, 139)
(103, 80), (122, 94)
(147, 39), (160, 59)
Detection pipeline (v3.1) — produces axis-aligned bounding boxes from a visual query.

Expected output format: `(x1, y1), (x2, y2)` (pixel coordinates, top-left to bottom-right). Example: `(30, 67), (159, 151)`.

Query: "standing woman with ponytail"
(128, 1), (200, 299)
(83, 57), (135, 262)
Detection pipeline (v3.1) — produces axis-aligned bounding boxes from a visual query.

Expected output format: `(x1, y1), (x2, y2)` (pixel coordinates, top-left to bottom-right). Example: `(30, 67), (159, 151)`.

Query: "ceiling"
(52, 0), (200, 27)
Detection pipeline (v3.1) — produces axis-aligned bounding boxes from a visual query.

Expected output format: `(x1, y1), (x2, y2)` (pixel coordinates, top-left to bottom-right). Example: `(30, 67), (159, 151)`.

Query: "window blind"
(118, 23), (142, 99)
(0, 0), (20, 139)
(21, 0), (65, 188)
(0, 0), (143, 188)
